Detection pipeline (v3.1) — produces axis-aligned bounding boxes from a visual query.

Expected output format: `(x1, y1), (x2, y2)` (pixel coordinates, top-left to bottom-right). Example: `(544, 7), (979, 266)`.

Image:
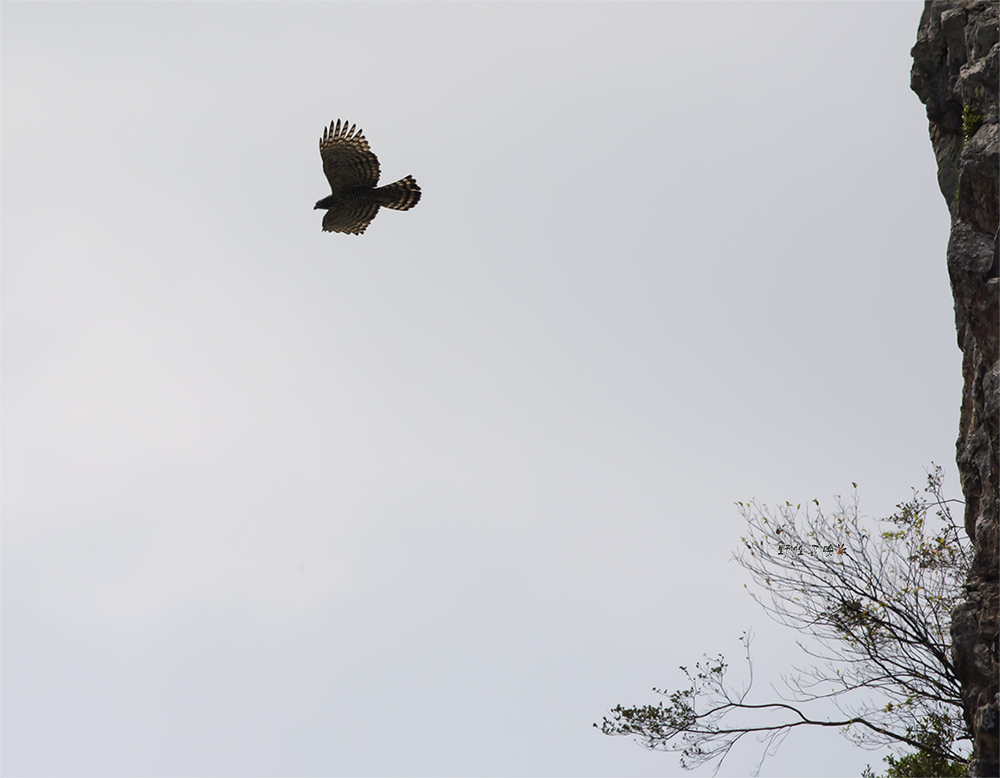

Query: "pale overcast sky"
(2, 2), (960, 776)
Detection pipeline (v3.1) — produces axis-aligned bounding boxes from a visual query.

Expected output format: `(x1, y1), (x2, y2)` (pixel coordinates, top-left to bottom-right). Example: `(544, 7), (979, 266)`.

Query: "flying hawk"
(314, 120), (421, 235)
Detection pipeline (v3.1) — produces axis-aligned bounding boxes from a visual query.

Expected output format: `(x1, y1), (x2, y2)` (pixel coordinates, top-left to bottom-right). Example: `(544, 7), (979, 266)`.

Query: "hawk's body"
(314, 120), (421, 235)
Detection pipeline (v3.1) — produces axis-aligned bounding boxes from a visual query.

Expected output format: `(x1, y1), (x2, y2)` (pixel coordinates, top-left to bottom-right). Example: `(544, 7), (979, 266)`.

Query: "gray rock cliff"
(911, 1), (999, 775)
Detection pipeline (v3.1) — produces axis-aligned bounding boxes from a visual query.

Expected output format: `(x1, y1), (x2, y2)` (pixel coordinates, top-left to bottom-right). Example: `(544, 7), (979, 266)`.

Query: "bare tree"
(597, 466), (972, 775)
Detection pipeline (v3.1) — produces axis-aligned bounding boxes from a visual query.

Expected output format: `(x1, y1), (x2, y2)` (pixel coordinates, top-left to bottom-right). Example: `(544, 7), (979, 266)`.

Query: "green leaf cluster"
(863, 714), (968, 778)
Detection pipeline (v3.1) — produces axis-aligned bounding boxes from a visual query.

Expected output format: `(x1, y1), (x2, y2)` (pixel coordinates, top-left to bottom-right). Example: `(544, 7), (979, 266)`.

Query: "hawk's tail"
(374, 175), (421, 211)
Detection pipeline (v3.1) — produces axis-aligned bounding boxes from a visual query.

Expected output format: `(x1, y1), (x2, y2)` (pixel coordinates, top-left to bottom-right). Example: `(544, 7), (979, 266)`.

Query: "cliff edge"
(911, 1), (999, 775)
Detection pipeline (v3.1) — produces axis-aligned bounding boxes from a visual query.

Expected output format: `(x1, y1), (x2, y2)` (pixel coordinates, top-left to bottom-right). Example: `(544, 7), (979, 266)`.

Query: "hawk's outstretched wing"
(320, 120), (381, 195)
(322, 202), (382, 235)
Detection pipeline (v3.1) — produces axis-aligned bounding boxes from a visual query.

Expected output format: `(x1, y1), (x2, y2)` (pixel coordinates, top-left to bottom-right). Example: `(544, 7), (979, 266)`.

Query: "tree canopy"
(597, 466), (972, 775)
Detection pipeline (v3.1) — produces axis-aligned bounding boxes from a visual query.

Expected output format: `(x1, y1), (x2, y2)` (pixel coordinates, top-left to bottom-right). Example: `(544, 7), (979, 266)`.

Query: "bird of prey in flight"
(314, 120), (421, 235)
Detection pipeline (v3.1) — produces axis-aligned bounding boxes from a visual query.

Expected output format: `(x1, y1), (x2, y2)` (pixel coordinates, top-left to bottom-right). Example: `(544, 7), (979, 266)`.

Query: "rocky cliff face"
(911, 1), (999, 775)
